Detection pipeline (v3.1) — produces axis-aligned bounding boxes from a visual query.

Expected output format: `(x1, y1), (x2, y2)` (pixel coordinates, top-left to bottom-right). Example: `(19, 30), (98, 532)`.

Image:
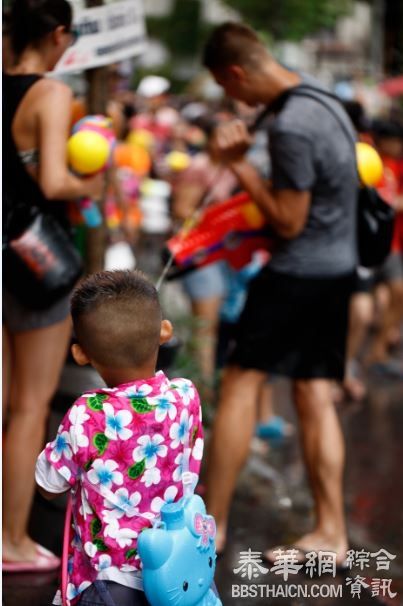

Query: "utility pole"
(84, 0), (108, 273)
(370, 0), (385, 79)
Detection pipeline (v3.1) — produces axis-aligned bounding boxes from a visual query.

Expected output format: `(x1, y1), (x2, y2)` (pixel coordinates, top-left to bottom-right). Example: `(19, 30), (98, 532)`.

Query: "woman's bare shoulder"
(33, 77), (72, 101)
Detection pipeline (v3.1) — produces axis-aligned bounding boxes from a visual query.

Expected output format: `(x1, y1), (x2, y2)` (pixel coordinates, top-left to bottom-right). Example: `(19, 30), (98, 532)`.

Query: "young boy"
(35, 270), (203, 606)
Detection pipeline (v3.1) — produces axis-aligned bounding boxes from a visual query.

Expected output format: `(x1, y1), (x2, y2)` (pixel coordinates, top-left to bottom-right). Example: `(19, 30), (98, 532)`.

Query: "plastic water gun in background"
(67, 115), (116, 227)
(165, 192), (274, 279)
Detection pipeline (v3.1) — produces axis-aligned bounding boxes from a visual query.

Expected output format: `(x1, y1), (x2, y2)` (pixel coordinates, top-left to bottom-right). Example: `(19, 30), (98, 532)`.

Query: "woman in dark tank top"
(2, 0), (104, 573)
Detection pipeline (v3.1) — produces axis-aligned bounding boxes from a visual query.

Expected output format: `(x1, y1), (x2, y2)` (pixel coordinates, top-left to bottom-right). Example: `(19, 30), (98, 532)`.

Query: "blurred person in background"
(338, 100), (375, 401)
(171, 116), (237, 403)
(365, 120), (403, 375)
(2, 0), (104, 571)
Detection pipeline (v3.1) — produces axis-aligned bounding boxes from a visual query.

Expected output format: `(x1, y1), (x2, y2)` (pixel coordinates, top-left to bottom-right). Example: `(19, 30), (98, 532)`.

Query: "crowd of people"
(2, 1), (402, 605)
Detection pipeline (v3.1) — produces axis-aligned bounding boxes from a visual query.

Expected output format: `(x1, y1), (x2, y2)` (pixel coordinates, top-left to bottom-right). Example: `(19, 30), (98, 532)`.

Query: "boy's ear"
(71, 343), (90, 366)
(159, 319), (173, 345)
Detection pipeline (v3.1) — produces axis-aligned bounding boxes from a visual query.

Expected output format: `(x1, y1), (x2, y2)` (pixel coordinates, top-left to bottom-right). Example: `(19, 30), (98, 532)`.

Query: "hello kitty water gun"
(137, 435), (222, 606)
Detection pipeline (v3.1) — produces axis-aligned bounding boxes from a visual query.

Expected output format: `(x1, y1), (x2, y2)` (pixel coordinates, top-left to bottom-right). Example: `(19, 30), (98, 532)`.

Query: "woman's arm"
(37, 79), (104, 201)
(172, 182), (206, 222)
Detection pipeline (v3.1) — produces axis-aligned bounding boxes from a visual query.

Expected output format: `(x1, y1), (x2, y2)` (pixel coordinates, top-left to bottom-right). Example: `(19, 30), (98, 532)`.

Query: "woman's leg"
(191, 297), (222, 393)
(2, 316), (71, 562)
(3, 326), (12, 422)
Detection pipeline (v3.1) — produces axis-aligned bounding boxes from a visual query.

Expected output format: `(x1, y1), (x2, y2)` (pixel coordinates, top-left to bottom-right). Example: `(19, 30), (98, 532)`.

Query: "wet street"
(3, 351), (403, 606)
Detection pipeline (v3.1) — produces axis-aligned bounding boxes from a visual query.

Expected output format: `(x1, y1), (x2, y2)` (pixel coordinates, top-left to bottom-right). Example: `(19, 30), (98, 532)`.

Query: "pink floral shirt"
(42, 371), (203, 604)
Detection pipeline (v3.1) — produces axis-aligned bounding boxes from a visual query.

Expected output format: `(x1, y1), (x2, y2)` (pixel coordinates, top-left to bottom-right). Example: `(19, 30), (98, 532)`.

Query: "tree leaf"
(129, 397), (155, 414)
(93, 432), (109, 455)
(93, 538), (108, 552)
(84, 457), (94, 472)
(87, 394), (108, 411)
(125, 548), (137, 560)
(90, 517), (102, 539)
(128, 459), (146, 479)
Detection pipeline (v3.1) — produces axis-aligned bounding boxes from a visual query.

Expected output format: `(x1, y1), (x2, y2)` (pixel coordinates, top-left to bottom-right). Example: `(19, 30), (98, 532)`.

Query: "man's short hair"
(203, 22), (266, 72)
(71, 270), (162, 368)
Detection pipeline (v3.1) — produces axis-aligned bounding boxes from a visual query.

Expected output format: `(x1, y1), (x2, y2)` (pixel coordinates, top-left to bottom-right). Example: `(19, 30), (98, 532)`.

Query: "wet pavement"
(3, 350), (403, 606)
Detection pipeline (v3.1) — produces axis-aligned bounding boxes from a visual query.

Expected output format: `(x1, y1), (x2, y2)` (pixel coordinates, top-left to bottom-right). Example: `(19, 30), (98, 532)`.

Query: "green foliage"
(87, 394), (108, 411)
(93, 432), (109, 455)
(128, 459), (146, 480)
(129, 397), (156, 414)
(221, 0), (353, 41)
(90, 517), (102, 540)
(146, 0), (202, 58)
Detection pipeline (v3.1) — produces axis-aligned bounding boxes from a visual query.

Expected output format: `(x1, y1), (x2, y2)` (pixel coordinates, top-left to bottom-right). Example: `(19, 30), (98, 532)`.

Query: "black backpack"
(258, 85), (395, 268)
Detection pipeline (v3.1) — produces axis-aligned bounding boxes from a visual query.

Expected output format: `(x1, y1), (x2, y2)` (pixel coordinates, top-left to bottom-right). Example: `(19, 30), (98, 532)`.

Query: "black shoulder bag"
(3, 194), (83, 310)
(285, 85), (395, 268)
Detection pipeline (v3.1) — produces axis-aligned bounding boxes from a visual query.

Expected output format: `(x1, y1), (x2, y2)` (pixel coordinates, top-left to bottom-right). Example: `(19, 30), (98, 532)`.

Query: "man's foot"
(264, 531), (348, 567)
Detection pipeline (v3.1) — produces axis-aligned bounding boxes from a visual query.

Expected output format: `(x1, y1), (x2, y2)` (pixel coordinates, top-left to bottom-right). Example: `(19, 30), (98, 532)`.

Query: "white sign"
(55, 0), (146, 74)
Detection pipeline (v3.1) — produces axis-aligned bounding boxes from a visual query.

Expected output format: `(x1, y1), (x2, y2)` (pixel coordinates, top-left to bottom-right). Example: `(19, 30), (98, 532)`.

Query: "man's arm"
(230, 159), (311, 238)
(212, 120), (311, 238)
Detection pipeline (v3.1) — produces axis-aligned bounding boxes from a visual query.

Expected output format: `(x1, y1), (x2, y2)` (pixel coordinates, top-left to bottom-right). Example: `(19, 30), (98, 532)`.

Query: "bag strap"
(284, 84), (357, 155)
(256, 83), (357, 160)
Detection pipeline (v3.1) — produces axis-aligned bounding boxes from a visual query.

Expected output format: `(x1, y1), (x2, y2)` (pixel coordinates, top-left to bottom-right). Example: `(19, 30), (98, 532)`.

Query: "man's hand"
(211, 120), (253, 164)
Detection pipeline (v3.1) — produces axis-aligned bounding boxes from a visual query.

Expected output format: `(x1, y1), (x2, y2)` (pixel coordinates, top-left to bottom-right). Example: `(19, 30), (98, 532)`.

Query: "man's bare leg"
(291, 379), (348, 563)
(206, 366), (266, 552)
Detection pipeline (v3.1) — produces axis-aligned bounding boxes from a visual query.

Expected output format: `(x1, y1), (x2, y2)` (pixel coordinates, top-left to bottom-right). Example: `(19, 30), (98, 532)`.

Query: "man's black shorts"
(229, 266), (356, 380)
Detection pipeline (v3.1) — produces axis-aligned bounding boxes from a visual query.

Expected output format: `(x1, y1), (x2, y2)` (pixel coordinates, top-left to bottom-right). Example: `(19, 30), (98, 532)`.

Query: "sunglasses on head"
(63, 25), (79, 47)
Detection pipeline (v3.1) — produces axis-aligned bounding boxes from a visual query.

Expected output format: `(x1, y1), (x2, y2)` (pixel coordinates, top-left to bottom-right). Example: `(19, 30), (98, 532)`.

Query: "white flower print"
(132, 434), (167, 469)
(104, 518), (138, 548)
(95, 554), (112, 571)
(84, 541), (98, 558)
(141, 467), (161, 487)
(87, 459), (123, 490)
(172, 379), (195, 406)
(69, 423), (89, 454)
(173, 452), (184, 482)
(50, 431), (72, 463)
(192, 437), (203, 461)
(68, 404), (90, 426)
(67, 581), (91, 600)
(151, 485), (178, 513)
(102, 488), (141, 520)
(169, 410), (193, 449)
(103, 403), (133, 441)
(123, 383), (153, 398)
(148, 392), (177, 423)
(79, 488), (93, 517)
(120, 563), (137, 572)
(172, 453), (198, 488)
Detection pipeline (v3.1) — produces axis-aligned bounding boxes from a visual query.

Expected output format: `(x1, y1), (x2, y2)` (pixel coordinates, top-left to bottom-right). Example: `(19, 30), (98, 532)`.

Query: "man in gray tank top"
(203, 22), (357, 565)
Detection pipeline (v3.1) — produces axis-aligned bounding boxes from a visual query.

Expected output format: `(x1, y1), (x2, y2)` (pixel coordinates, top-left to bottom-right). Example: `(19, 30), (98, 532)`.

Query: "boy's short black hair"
(71, 270), (162, 368)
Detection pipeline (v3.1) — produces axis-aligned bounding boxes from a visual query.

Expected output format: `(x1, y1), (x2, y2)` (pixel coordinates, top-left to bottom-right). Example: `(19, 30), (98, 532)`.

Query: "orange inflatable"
(113, 143), (151, 177)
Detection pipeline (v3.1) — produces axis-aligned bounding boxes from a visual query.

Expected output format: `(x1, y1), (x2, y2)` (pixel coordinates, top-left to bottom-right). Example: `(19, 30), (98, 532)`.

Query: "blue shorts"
(181, 261), (228, 302)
